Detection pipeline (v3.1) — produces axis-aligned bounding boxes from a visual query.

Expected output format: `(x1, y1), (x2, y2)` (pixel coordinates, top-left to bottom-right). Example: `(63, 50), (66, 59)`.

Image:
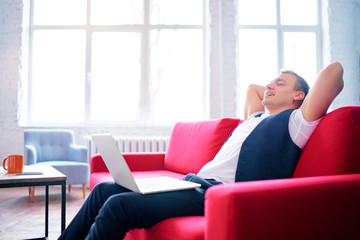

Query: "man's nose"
(266, 83), (274, 89)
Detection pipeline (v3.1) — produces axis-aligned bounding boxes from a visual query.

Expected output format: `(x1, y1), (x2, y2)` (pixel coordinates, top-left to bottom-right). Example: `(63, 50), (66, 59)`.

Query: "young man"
(58, 62), (344, 240)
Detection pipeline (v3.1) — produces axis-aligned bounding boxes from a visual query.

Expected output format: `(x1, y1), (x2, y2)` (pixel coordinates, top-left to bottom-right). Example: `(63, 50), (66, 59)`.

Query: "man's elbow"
(334, 62), (344, 92)
(326, 62), (344, 93)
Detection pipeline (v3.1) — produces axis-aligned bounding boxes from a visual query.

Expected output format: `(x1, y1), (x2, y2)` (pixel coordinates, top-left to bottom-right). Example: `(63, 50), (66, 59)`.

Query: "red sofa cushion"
(293, 106), (360, 177)
(164, 118), (241, 174)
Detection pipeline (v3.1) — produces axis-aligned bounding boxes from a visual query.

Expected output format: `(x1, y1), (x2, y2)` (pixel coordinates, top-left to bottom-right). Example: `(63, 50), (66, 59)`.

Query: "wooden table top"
(0, 165), (66, 185)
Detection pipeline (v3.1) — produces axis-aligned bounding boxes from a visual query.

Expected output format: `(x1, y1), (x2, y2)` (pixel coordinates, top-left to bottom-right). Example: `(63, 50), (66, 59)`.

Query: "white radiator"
(86, 136), (170, 158)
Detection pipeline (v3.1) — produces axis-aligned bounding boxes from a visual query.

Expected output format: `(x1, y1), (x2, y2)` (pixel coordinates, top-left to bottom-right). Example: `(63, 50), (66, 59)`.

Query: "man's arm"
(301, 62), (344, 122)
(244, 84), (265, 120)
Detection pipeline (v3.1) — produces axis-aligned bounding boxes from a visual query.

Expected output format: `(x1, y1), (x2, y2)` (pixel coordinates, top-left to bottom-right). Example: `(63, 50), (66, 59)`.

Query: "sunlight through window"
(29, 0), (205, 125)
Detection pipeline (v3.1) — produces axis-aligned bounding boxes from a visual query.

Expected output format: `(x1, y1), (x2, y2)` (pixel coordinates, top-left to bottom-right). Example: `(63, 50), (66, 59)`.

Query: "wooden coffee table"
(0, 165), (67, 239)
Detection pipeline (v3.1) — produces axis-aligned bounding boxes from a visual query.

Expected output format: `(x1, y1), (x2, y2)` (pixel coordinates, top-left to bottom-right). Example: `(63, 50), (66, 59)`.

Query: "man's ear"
(294, 91), (305, 101)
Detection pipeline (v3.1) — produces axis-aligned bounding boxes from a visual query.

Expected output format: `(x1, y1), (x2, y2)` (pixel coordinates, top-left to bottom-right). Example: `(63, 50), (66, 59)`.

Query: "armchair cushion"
(36, 161), (89, 185)
(164, 118), (241, 174)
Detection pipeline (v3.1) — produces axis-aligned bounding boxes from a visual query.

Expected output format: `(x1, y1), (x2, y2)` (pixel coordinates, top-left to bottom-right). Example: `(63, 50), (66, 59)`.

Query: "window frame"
(27, 0), (207, 126)
(238, 0), (322, 73)
(236, 0), (322, 117)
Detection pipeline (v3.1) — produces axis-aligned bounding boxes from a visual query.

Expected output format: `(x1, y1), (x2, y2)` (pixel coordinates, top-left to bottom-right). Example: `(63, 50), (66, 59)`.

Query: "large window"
(28, 0), (205, 125)
(237, 0), (321, 117)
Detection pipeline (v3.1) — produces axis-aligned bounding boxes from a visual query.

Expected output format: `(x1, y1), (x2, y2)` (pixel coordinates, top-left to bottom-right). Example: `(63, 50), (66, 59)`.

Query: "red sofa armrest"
(90, 154), (107, 173)
(205, 174), (360, 240)
(90, 152), (166, 173)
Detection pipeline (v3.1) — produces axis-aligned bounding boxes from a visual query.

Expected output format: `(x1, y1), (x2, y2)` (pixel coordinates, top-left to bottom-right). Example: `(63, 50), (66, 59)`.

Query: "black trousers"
(58, 174), (221, 240)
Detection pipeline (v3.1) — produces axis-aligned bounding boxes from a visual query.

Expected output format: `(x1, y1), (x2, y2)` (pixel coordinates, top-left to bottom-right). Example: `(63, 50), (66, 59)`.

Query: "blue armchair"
(24, 129), (89, 202)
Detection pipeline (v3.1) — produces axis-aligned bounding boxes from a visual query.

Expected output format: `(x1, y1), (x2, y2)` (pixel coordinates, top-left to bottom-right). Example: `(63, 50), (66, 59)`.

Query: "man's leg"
(58, 182), (130, 240)
(85, 187), (205, 240)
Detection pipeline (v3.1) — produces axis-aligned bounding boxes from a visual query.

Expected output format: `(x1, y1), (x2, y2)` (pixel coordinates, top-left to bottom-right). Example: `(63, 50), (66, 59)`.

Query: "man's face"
(262, 73), (300, 112)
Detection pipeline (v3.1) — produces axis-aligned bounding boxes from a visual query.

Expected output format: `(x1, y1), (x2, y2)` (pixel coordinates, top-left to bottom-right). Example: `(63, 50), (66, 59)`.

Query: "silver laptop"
(91, 133), (201, 194)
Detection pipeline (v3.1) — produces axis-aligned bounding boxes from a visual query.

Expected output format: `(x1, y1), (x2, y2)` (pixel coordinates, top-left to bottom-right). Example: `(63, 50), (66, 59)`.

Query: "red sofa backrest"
(164, 118), (241, 174)
(293, 106), (360, 177)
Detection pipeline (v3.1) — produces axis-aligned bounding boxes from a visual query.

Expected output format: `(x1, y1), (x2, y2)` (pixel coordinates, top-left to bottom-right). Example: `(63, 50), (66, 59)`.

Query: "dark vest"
(235, 109), (301, 182)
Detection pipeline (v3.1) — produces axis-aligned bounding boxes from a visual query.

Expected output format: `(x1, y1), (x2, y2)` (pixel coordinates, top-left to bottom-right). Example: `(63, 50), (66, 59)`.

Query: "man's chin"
(262, 100), (277, 113)
(262, 99), (270, 107)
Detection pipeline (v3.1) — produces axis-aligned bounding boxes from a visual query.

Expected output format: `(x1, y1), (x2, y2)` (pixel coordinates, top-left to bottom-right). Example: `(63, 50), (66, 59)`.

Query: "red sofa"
(89, 106), (360, 240)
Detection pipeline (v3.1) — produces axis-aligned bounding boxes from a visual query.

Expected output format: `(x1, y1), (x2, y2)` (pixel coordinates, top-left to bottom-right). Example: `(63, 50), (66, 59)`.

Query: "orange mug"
(3, 154), (24, 174)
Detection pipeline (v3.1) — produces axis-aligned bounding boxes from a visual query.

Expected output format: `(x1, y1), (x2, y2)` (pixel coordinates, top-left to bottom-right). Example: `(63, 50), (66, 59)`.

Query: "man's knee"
(93, 181), (115, 191)
(103, 192), (139, 212)
(90, 182), (129, 205)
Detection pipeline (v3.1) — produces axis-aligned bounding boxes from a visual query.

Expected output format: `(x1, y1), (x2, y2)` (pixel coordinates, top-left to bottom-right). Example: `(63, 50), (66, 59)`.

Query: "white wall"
(0, 0), (24, 158)
(0, 0), (359, 159)
(209, 0), (238, 118)
(326, 0), (360, 108)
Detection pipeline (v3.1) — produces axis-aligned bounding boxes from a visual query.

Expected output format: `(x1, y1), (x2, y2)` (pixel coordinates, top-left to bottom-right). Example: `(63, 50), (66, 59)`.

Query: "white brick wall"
(0, 0), (359, 159)
(0, 0), (25, 158)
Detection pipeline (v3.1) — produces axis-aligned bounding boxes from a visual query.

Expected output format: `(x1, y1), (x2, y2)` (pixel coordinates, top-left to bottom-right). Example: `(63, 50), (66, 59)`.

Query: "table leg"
(45, 185), (49, 237)
(61, 182), (66, 232)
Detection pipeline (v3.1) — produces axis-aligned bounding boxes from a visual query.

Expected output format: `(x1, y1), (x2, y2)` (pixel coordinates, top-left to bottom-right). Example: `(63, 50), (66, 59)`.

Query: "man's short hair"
(281, 69), (309, 107)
